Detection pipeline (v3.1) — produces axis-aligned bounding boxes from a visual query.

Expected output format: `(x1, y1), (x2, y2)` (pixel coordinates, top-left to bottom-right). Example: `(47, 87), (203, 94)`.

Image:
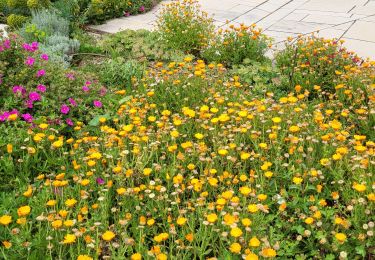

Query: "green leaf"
(118, 95), (132, 105)
(89, 114), (110, 127)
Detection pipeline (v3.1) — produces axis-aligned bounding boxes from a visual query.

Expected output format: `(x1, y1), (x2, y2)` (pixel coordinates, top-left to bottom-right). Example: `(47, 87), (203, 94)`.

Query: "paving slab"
(343, 20), (375, 42)
(87, 0), (375, 59)
(341, 38), (375, 59)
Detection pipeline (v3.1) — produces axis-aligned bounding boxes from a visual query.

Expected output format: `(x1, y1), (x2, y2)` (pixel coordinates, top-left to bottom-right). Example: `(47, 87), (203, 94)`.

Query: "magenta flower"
(96, 177), (105, 185)
(36, 70), (45, 77)
(68, 98), (77, 107)
(29, 91), (41, 101)
(66, 73), (75, 80)
(13, 85), (26, 95)
(25, 57), (35, 67)
(139, 5), (145, 12)
(100, 87), (107, 96)
(41, 54), (49, 61)
(66, 118), (74, 126)
(124, 11), (130, 17)
(26, 100), (34, 109)
(3, 39), (11, 49)
(82, 85), (90, 92)
(93, 100), (102, 108)
(60, 104), (70, 114)
(37, 84), (46, 92)
(22, 113), (33, 123)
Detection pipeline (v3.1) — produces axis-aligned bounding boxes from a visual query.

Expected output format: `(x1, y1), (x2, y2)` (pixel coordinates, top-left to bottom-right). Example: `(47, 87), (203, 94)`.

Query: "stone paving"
(88, 0), (375, 59)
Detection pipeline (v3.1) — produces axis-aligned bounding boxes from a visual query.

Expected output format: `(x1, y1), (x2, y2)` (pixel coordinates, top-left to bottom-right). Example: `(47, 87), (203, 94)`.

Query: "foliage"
(98, 58), (144, 89)
(40, 34), (80, 65)
(84, 0), (161, 24)
(275, 36), (360, 95)
(202, 24), (271, 66)
(230, 59), (283, 96)
(6, 14), (28, 28)
(100, 29), (185, 62)
(0, 55), (374, 259)
(0, 36), (108, 129)
(157, 0), (215, 54)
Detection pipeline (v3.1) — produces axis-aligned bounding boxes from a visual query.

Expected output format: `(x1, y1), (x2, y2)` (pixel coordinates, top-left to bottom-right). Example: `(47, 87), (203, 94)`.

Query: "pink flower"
(139, 6), (145, 12)
(26, 100), (34, 109)
(25, 57), (35, 66)
(22, 113), (33, 123)
(93, 100), (102, 108)
(124, 11), (130, 17)
(37, 84), (46, 92)
(3, 39), (11, 49)
(66, 118), (73, 126)
(13, 85), (26, 95)
(29, 91), (41, 101)
(68, 98), (77, 107)
(82, 85), (90, 92)
(60, 104), (70, 114)
(41, 54), (49, 60)
(36, 69), (45, 77)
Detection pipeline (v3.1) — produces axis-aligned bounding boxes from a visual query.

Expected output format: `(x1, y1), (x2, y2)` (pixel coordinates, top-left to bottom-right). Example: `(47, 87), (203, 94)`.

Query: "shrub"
(201, 24), (270, 66)
(99, 58), (143, 89)
(275, 35), (361, 95)
(101, 29), (185, 62)
(157, 0), (215, 54)
(0, 36), (107, 128)
(40, 34), (80, 65)
(6, 14), (28, 28)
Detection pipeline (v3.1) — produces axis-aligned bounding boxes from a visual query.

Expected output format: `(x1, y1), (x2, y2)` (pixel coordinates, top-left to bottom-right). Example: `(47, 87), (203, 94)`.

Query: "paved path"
(89, 0), (375, 59)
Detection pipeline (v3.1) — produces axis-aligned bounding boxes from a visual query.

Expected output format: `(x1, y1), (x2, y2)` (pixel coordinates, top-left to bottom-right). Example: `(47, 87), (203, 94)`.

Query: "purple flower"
(124, 11), (130, 17)
(86, 81), (92, 85)
(82, 85), (90, 92)
(29, 91), (41, 101)
(60, 104), (70, 114)
(99, 87), (107, 96)
(96, 177), (105, 185)
(139, 5), (145, 12)
(25, 56), (35, 67)
(26, 100), (34, 109)
(66, 118), (74, 126)
(37, 84), (46, 92)
(36, 70), (45, 77)
(68, 98), (77, 107)
(41, 54), (49, 61)
(13, 85), (26, 96)
(22, 113), (33, 123)
(93, 100), (102, 108)
(3, 39), (11, 49)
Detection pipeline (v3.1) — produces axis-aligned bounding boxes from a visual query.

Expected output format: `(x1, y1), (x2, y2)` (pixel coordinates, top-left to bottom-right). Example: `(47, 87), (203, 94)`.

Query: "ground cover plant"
(0, 0), (375, 259)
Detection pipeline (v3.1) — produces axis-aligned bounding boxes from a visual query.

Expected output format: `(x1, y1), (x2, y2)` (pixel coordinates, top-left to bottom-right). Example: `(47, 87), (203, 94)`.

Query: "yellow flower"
(46, 200), (57, 207)
(218, 149), (228, 156)
(241, 218), (252, 227)
(262, 247), (277, 258)
(176, 217), (187, 226)
(2, 241), (12, 249)
(143, 168), (152, 176)
(229, 242), (241, 254)
(102, 231), (115, 241)
(63, 234), (76, 244)
(6, 144), (13, 154)
(0, 215), (12, 226)
(245, 252), (259, 260)
(65, 198), (77, 208)
(77, 255), (93, 260)
(194, 133), (204, 139)
(131, 253), (142, 260)
(335, 233), (347, 243)
(23, 185), (33, 198)
(230, 227), (243, 238)
(117, 187), (126, 195)
(293, 177), (303, 185)
(289, 125), (300, 133)
(156, 253), (167, 260)
(241, 152), (251, 160)
(52, 220), (63, 229)
(207, 213), (218, 223)
(249, 236), (260, 247)
(17, 205), (31, 217)
(52, 140), (63, 148)
(247, 204), (258, 213)
(353, 183), (366, 192)
(304, 217), (314, 225)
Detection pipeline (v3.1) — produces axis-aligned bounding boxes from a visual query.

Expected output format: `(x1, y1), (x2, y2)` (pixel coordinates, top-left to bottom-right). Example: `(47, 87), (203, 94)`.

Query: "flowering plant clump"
(275, 35), (363, 96)
(157, 0), (215, 54)
(202, 23), (271, 67)
(0, 51), (374, 259)
(0, 36), (109, 127)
